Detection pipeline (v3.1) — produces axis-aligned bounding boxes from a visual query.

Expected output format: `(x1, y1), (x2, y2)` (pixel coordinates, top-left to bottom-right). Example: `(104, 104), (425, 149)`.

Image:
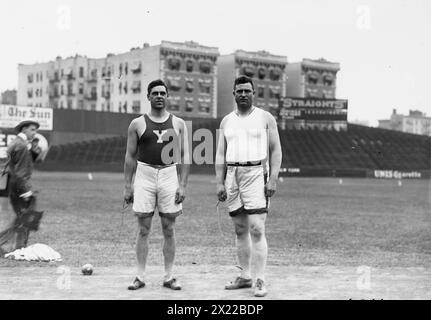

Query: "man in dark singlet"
(123, 79), (190, 291)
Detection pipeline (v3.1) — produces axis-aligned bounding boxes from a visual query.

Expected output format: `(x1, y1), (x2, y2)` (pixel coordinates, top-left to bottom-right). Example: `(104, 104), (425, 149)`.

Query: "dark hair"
(147, 79), (168, 96)
(233, 75), (254, 91)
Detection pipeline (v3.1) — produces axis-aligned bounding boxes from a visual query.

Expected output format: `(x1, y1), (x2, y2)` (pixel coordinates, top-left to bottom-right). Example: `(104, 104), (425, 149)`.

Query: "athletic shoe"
(254, 278), (268, 297)
(225, 276), (253, 290)
(127, 277), (145, 290)
(163, 278), (182, 290)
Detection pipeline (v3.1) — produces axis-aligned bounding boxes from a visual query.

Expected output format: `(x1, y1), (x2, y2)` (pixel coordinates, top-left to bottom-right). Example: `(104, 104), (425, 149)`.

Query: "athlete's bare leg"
(136, 215), (153, 281)
(161, 215), (176, 281)
(231, 213), (252, 279)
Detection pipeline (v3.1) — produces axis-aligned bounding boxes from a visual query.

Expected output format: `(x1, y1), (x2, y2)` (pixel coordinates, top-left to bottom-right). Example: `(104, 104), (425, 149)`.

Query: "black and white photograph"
(0, 0), (430, 306)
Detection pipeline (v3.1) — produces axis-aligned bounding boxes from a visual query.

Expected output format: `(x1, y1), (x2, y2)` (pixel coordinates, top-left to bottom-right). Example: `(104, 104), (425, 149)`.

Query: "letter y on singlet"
(153, 130), (168, 143)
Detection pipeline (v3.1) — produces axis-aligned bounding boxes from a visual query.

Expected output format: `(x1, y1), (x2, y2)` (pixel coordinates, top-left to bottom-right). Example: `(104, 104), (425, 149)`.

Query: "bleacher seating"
(41, 123), (431, 173)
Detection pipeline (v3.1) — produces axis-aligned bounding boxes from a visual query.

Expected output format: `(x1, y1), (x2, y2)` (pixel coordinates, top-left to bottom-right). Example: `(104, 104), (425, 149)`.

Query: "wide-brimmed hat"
(14, 120), (40, 133)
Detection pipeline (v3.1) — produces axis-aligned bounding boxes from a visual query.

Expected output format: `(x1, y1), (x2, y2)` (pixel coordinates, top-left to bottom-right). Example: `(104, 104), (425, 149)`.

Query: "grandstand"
(40, 122), (431, 177)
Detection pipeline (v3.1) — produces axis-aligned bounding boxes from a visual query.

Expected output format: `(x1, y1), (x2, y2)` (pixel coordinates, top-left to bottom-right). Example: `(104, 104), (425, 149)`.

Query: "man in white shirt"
(215, 75), (282, 297)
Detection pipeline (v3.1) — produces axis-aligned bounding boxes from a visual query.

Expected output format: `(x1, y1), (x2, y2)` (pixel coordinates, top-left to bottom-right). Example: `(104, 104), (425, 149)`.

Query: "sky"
(0, 0), (430, 126)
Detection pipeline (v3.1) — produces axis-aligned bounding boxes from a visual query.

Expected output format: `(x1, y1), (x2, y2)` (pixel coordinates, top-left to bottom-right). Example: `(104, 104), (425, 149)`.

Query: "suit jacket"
(6, 136), (33, 196)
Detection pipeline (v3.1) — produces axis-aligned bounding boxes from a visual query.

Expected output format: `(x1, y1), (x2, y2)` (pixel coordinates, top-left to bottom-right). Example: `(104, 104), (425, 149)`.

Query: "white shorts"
(224, 164), (268, 217)
(133, 162), (182, 218)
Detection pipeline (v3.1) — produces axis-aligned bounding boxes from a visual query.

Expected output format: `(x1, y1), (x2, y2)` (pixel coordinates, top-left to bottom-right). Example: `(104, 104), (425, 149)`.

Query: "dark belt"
(138, 161), (176, 169)
(227, 161), (262, 167)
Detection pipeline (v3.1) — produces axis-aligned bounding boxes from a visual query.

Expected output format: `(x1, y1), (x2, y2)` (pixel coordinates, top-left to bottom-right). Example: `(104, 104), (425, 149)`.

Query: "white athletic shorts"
(133, 161), (182, 218)
(224, 164), (268, 217)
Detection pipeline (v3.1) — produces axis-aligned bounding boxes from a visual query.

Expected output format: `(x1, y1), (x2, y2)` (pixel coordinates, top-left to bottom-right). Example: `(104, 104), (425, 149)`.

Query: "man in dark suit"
(0, 120), (42, 251)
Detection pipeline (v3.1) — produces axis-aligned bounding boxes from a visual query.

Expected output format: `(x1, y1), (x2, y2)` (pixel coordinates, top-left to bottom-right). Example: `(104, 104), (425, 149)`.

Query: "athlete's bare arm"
(265, 112), (282, 197)
(123, 117), (145, 204)
(173, 116), (190, 204)
(215, 116), (228, 202)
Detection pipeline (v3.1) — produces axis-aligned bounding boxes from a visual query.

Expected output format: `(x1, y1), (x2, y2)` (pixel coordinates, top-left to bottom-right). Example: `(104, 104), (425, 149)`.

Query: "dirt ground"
(1, 264), (430, 300)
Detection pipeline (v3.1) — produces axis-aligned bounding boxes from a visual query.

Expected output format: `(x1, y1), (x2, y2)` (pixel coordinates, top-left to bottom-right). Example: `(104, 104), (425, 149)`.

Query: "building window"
(67, 83), (74, 96)
(60, 101), (64, 109)
(125, 62), (128, 75)
(168, 57), (181, 71)
(166, 77), (182, 92)
(90, 87), (97, 99)
(35, 88), (39, 97)
(131, 81), (141, 93)
(60, 85), (64, 95)
(257, 67), (266, 80)
(54, 71), (59, 81)
(185, 99), (194, 112)
(186, 60), (194, 72)
(67, 99), (72, 109)
(40, 88), (43, 97)
(199, 79), (211, 94)
(323, 73), (334, 86)
(53, 100), (58, 109)
(79, 83), (84, 94)
(198, 103), (210, 114)
(199, 61), (211, 74)
(167, 98), (180, 111)
(242, 65), (255, 78)
(306, 88), (319, 98)
(78, 100), (84, 109)
(198, 98), (211, 114)
(124, 82), (128, 94)
(79, 67), (84, 78)
(27, 73), (33, 83)
(306, 70), (319, 84)
(119, 63), (123, 76)
(132, 101), (141, 113)
(131, 61), (141, 73)
(36, 73), (39, 82)
(119, 82), (122, 94)
(119, 102), (122, 112)
(185, 80), (194, 93)
(27, 88), (33, 98)
(91, 104), (96, 111)
(107, 67), (111, 77)
(90, 69), (97, 79)
(322, 90), (334, 99)
(269, 67), (282, 81)
(101, 67), (106, 78)
(123, 101), (128, 113)
(61, 69), (64, 78)
(257, 86), (265, 98)
(269, 86), (280, 99)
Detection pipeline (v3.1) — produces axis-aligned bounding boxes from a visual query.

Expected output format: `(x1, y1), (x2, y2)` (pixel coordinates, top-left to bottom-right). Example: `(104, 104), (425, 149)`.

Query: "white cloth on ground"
(4, 243), (62, 262)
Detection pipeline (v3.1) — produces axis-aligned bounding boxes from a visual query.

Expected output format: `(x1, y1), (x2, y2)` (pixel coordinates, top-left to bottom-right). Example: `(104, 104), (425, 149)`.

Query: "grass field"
(0, 171), (430, 299)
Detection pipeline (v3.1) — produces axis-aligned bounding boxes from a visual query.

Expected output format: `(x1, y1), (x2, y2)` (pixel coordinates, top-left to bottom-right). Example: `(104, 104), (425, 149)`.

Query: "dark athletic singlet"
(137, 113), (179, 165)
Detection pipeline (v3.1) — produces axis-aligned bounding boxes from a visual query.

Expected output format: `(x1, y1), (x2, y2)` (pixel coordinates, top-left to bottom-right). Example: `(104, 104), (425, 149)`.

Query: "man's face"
(233, 82), (254, 109)
(22, 124), (38, 141)
(148, 85), (168, 110)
